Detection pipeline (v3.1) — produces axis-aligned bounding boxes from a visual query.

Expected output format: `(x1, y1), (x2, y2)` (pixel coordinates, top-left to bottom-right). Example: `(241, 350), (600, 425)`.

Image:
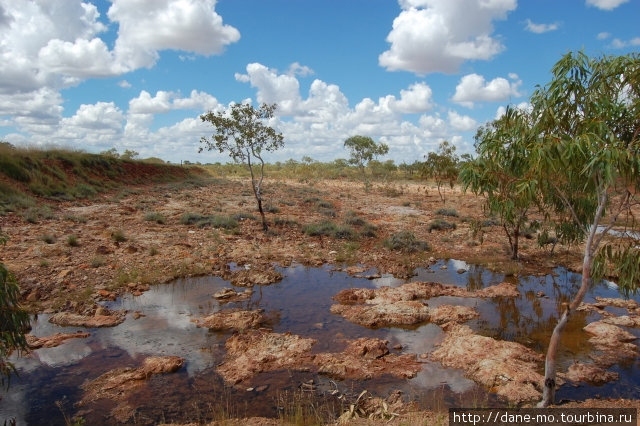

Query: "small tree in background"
(460, 108), (538, 260)
(422, 141), (459, 203)
(344, 135), (389, 187)
(200, 103), (284, 231)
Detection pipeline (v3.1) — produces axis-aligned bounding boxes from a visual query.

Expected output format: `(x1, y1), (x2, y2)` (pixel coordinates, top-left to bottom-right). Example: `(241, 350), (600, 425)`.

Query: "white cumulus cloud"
(524, 19), (559, 34)
(452, 73), (522, 107)
(108, 0), (240, 71)
(586, 0), (629, 10)
(379, 0), (516, 75)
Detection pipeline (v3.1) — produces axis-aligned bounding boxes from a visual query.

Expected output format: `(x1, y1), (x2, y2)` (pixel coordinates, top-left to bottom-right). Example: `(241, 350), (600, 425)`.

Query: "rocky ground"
(2, 175), (639, 424)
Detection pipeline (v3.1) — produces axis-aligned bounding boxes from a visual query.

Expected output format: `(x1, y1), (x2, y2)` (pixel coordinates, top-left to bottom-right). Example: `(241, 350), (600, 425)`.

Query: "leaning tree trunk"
(539, 191), (606, 407)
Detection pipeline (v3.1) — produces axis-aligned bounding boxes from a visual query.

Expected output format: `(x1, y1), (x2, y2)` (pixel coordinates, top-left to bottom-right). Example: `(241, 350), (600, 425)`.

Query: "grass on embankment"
(0, 143), (206, 214)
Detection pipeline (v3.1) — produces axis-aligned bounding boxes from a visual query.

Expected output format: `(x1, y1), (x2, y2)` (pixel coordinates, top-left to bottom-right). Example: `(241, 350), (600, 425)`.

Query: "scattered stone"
(601, 315), (640, 328)
(564, 362), (619, 385)
(229, 268), (283, 287)
(217, 330), (316, 384)
(594, 297), (638, 311)
(583, 321), (638, 367)
(431, 324), (544, 404)
(313, 338), (421, 381)
(330, 301), (430, 328)
(333, 281), (519, 307)
(214, 287), (253, 303)
(26, 331), (90, 349)
(49, 311), (126, 328)
(429, 305), (480, 325)
(133, 311), (145, 320)
(194, 309), (266, 332)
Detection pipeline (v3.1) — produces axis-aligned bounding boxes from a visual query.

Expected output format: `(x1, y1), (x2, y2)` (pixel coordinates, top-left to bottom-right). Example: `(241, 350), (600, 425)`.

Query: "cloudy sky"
(1, 0), (638, 164)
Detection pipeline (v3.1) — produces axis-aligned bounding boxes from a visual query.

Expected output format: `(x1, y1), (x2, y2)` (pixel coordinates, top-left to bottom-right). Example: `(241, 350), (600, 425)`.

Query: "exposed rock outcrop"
(194, 309), (266, 331)
(26, 331), (90, 349)
(217, 330), (316, 384)
(431, 324), (544, 404)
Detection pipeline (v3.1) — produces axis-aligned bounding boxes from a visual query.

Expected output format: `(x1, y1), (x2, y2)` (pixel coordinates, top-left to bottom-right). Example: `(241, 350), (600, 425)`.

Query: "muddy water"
(2, 261), (639, 425)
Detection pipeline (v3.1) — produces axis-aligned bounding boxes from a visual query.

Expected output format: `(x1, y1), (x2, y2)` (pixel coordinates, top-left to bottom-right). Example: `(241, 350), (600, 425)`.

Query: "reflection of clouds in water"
(0, 382), (28, 423)
(97, 279), (228, 376)
(371, 274), (403, 288)
(32, 340), (93, 368)
(412, 362), (475, 394)
(384, 324), (474, 393)
(449, 259), (469, 272)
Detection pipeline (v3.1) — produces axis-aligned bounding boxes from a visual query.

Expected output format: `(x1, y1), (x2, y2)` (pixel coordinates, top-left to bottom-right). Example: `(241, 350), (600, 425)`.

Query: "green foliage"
(422, 141), (459, 202)
(0, 234), (30, 389)
(460, 108), (537, 259)
(66, 234), (79, 247)
(344, 135), (389, 184)
(302, 221), (356, 240)
(111, 230), (127, 243)
(144, 212), (166, 224)
(435, 208), (458, 217)
(428, 218), (457, 232)
(383, 231), (430, 253)
(180, 213), (239, 229)
(200, 103), (284, 231)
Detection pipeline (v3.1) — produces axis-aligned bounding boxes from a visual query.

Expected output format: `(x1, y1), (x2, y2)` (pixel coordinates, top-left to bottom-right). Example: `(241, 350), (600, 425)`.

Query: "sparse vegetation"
(111, 230), (127, 243)
(144, 212), (166, 224)
(383, 230), (430, 252)
(180, 212), (239, 229)
(428, 218), (456, 232)
(436, 208), (458, 217)
(66, 235), (79, 247)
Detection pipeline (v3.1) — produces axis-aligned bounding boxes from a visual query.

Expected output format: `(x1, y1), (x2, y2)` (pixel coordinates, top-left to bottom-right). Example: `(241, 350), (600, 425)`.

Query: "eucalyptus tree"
(1, 229), (30, 390)
(460, 108), (537, 259)
(344, 135), (389, 186)
(528, 51), (640, 406)
(422, 140), (460, 203)
(200, 103), (284, 231)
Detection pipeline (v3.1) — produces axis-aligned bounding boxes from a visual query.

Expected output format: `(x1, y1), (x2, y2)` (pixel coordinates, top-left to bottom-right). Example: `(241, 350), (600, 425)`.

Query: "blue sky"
(0, 0), (638, 164)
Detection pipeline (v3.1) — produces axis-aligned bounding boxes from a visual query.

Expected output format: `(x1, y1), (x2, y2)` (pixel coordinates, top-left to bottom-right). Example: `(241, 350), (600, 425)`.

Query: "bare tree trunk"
(246, 151), (268, 232)
(539, 188), (607, 407)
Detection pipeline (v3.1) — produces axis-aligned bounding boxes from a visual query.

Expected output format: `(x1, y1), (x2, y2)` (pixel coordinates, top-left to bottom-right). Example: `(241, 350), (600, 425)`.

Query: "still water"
(2, 260), (639, 424)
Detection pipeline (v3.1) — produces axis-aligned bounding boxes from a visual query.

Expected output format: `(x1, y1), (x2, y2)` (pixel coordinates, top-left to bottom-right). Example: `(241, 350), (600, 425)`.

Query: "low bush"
(435, 208), (458, 217)
(383, 231), (430, 253)
(303, 221), (356, 240)
(180, 212), (238, 229)
(144, 212), (166, 224)
(428, 218), (456, 232)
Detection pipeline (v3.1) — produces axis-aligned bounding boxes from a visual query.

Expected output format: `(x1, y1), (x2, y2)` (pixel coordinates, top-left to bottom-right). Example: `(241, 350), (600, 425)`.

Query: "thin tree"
(422, 141), (459, 203)
(460, 109), (538, 259)
(528, 51), (640, 406)
(200, 103), (284, 231)
(344, 135), (389, 187)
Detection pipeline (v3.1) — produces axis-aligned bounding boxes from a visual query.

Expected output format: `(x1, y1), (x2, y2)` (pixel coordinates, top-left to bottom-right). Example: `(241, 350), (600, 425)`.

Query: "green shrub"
(40, 234), (56, 244)
(73, 183), (97, 198)
(67, 234), (79, 247)
(435, 208), (458, 217)
(383, 231), (430, 252)
(303, 221), (338, 237)
(180, 212), (238, 229)
(428, 218), (456, 232)
(303, 221), (356, 240)
(232, 212), (256, 221)
(360, 223), (378, 238)
(111, 230), (127, 242)
(91, 256), (105, 268)
(144, 212), (166, 224)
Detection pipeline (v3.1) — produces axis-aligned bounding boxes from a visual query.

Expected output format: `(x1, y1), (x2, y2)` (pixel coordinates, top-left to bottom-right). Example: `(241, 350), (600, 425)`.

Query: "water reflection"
(1, 261), (639, 425)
